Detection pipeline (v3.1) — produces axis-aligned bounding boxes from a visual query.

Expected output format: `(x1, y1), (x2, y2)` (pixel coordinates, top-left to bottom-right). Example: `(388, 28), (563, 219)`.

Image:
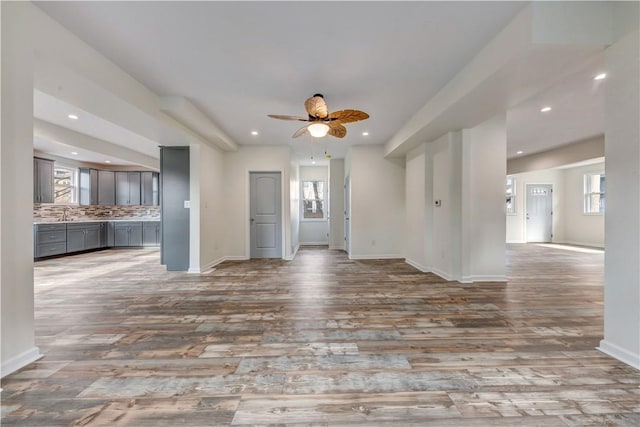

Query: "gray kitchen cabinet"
(142, 221), (161, 246)
(116, 172), (141, 205)
(100, 222), (110, 247)
(79, 168), (99, 205)
(33, 157), (54, 204)
(141, 172), (159, 206)
(66, 222), (101, 253)
(114, 222), (143, 247)
(34, 223), (66, 257)
(98, 170), (115, 205)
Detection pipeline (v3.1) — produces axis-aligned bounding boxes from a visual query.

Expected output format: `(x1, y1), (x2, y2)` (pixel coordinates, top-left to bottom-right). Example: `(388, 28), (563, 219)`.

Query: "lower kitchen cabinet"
(34, 223), (67, 258)
(114, 222), (143, 247)
(66, 222), (101, 252)
(142, 221), (161, 247)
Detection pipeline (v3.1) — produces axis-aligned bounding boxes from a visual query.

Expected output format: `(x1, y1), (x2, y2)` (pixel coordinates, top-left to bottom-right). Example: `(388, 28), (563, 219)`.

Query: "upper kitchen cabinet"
(141, 171), (159, 206)
(97, 170), (115, 205)
(33, 157), (54, 203)
(78, 168), (99, 205)
(115, 171), (141, 205)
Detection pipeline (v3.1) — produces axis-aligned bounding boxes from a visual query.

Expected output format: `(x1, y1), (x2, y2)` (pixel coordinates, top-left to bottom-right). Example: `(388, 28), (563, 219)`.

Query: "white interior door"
(250, 172), (282, 258)
(344, 175), (351, 254)
(526, 184), (553, 243)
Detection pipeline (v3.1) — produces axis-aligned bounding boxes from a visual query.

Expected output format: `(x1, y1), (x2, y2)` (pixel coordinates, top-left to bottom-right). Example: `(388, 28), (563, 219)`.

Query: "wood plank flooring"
(1, 244), (638, 426)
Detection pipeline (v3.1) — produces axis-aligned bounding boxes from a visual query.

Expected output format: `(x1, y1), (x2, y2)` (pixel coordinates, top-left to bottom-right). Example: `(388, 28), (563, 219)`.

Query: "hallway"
(1, 245), (637, 426)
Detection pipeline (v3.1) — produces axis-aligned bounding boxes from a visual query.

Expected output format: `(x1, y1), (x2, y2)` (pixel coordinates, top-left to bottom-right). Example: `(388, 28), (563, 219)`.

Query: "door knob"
(250, 218), (255, 223)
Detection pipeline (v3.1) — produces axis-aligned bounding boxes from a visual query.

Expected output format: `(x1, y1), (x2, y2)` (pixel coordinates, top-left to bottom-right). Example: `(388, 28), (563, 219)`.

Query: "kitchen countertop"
(35, 219), (161, 224)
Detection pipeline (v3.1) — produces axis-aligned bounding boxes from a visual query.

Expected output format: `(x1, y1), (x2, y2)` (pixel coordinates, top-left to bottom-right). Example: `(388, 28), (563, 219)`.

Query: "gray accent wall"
(160, 147), (190, 271)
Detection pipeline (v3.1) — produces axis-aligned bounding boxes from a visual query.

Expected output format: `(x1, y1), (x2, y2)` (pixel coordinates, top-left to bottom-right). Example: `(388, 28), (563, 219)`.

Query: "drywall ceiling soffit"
(159, 96), (237, 152)
(33, 118), (159, 169)
(384, 2), (615, 159)
(33, 1), (527, 160)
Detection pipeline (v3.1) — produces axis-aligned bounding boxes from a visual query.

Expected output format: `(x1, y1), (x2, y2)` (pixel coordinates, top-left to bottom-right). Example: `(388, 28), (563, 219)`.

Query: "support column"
(599, 28), (640, 368)
(1, 2), (41, 376)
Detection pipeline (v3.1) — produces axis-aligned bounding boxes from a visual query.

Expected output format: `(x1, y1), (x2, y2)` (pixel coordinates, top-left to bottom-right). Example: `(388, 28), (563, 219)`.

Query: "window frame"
(583, 172), (605, 215)
(53, 165), (79, 205)
(300, 180), (327, 221)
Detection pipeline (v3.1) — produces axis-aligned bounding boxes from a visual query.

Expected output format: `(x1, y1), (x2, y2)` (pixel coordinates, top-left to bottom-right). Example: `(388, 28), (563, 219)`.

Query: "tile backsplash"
(34, 204), (160, 222)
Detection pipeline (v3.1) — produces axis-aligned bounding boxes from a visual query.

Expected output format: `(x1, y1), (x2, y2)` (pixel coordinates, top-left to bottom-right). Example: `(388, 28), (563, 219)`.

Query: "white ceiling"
(32, 1), (605, 166)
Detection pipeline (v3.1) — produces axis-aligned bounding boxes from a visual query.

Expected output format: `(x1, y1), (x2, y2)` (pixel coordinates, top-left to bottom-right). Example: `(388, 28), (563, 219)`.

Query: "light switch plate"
(184, 200), (191, 208)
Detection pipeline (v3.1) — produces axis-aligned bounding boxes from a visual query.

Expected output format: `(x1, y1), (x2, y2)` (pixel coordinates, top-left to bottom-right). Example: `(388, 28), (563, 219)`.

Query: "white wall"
(329, 159), (345, 250)
(349, 146), (405, 259)
(431, 135), (455, 278)
(299, 166), (329, 245)
(223, 145), (293, 260)
(600, 27), (640, 368)
(1, 2), (41, 376)
(405, 144), (428, 271)
(188, 143), (226, 273)
(506, 168), (564, 244)
(562, 162), (605, 247)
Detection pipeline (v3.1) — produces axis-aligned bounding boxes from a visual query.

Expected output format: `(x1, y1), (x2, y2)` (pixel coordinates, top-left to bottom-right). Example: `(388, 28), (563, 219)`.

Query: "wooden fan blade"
(268, 114), (309, 121)
(292, 124), (311, 138)
(304, 95), (328, 119)
(328, 109), (369, 124)
(327, 122), (347, 138)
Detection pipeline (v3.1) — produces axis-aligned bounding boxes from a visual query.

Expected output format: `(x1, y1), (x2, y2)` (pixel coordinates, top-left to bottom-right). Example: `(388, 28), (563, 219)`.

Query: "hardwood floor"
(1, 245), (638, 426)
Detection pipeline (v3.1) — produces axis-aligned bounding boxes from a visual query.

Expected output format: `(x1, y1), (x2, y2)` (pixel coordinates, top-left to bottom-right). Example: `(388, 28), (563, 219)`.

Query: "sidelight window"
(506, 177), (516, 215)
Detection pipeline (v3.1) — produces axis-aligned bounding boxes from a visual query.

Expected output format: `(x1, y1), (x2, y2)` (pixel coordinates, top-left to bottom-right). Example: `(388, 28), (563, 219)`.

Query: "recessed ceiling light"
(516, 150), (524, 155)
(71, 151), (78, 155)
(362, 131), (369, 136)
(594, 73), (607, 81)
(540, 106), (552, 113)
(67, 114), (79, 120)
(251, 131), (259, 136)
(104, 160), (111, 163)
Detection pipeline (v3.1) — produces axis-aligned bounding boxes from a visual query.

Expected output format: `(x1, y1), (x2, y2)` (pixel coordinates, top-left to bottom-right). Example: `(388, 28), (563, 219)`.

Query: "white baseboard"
(188, 256), (227, 274)
(299, 242), (329, 246)
(349, 253), (403, 260)
(2, 347), (42, 378)
(329, 244), (345, 250)
(506, 240), (526, 244)
(431, 267), (457, 282)
(598, 340), (640, 369)
(462, 275), (508, 283)
(559, 240), (605, 249)
(225, 255), (249, 261)
(405, 258), (430, 273)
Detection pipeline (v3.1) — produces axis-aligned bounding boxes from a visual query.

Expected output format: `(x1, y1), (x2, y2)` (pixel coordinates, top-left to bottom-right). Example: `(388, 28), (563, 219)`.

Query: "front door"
(250, 172), (282, 258)
(526, 184), (552, 243)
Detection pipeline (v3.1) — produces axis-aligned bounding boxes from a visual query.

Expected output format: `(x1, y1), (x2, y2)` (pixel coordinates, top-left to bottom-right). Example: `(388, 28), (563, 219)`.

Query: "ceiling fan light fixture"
(308, 122), (330, 138)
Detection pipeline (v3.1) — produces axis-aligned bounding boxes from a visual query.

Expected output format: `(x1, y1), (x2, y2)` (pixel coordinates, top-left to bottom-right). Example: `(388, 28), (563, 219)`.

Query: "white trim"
(283, 244), (299, 261)
(348, 253), (403, 260)
(225, 255), (249, 261)
(462, 275), (508, 283)
(187, 256), (227, 274)
(329, 244), (345, 250)
(506, 239), (526, 244)
(1, 347), (42, 378)
(598, 340), (640, 369)
(405, 258), (430, 273)
(299, 241), (329, 246)
(559, 240), (604, 249)
(431, 267), (457, 282)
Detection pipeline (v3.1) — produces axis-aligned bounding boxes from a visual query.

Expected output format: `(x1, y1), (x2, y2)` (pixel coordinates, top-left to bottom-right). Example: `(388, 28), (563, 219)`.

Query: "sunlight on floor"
(536, 243), (604, 254)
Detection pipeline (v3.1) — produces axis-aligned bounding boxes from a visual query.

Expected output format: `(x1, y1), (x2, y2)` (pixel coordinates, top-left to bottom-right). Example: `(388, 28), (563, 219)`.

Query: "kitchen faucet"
(61, 207), (70, 222)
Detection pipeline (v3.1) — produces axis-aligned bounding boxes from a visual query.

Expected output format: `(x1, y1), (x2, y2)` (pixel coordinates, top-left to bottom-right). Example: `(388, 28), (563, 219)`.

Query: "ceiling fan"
(268, 94), (369, 138)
